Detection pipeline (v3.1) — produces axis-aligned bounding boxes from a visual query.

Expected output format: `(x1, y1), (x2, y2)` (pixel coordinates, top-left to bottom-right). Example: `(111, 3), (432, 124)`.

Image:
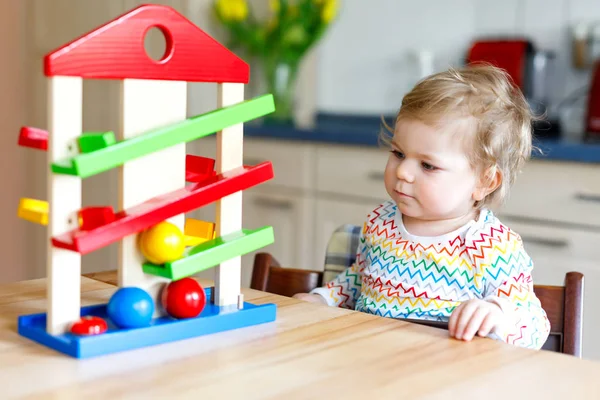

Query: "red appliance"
(466, 38), (560, 139)
(466, 39), (533, 91)
(585, 60), (600, 142)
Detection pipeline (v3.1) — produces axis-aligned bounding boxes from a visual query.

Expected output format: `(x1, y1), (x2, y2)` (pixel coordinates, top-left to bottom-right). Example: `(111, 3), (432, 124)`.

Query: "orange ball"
(139, 221), (185, 264)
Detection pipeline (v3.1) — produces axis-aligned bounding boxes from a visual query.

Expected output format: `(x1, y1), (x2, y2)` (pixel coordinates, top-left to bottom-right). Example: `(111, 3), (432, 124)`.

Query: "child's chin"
(395, 202), (417, 216)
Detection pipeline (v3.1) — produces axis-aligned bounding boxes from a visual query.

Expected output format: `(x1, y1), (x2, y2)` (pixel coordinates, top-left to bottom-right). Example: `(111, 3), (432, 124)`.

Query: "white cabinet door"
(498, 160), (600, 228)
(315, 144), (390, 201)
(189, 136), (316, 192)
(242, 188), (315, 272)
(189, 188), (314, 287)
(313, 198), (379, 273)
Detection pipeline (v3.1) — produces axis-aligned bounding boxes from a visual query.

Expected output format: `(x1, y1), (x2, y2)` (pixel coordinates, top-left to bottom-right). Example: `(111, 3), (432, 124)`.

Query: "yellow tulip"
(288, 5), (299, 17)
(215, 0), (248, 22)
(321, 0), (337, 23)
(267, 17), (278, 31)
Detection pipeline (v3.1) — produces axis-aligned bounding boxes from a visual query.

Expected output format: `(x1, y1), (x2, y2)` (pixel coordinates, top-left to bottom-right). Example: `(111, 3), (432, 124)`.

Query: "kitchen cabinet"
(188, 187), (314, 288)
(315, 145), (389, 201)
(243, 189), (315, 280)
(313, 198), (382, 271)
(498, 161), (600, 228)
(228, 137), (600, 362)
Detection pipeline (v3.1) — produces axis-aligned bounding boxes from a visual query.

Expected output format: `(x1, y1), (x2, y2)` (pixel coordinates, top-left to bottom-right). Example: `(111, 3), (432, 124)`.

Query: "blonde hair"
(381, 63), (537, 209)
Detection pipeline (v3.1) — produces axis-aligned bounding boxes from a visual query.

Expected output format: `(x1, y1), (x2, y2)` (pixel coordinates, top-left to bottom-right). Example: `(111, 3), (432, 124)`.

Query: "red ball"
(161, 278), (206, 319)
(70, 316), (108, 335)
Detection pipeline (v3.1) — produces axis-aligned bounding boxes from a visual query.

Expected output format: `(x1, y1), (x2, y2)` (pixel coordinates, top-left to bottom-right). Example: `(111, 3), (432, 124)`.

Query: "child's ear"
(473, 166), (502, 202)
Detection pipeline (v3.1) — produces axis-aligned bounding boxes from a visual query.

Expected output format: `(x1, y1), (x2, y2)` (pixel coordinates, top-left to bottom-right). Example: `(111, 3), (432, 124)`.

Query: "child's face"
(384, 118), (481, 222)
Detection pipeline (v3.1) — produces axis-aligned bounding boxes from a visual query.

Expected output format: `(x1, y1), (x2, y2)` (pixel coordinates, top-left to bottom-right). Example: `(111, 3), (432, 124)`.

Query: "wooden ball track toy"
(15, 4), (277, 359)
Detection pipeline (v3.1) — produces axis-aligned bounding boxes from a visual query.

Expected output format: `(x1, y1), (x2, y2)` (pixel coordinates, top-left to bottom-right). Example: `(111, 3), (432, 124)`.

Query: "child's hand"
(448, 299), (505, 341)
(292, 293), (328, 305)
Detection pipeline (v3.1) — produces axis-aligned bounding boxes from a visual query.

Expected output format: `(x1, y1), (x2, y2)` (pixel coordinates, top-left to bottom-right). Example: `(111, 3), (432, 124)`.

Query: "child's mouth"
(395, 190), (413, 199)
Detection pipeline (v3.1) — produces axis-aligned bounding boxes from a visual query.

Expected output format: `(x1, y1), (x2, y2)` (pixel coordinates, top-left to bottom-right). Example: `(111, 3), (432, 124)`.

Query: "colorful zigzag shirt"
(311, 200), (551, 349)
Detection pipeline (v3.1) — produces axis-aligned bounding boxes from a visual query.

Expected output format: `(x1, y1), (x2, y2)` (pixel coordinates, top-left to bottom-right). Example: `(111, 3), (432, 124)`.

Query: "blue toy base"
(17, 287), (276, 359)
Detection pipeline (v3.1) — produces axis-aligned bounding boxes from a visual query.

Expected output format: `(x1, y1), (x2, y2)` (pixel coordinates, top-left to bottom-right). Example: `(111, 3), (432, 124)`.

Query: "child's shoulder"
(468, 208), (525, 247)
(467, 209), (533, 276)
(363, 200), (398, 227)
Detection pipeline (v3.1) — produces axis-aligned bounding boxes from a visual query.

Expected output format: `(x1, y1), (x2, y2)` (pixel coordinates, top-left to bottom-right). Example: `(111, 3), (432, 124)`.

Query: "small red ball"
(70, 316), (108, 335)
(161, 278), (206, 319)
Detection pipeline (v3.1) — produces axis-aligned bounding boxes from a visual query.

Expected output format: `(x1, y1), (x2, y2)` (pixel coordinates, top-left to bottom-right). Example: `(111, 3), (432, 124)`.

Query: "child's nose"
(396, 162), (414, 183)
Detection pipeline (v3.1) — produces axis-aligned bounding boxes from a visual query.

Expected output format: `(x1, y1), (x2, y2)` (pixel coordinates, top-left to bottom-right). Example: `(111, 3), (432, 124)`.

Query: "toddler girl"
(294, 64), (550, 349)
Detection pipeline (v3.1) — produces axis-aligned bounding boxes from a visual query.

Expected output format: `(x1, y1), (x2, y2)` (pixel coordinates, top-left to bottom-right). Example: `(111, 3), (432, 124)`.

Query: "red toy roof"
(44, 5), (249, 83)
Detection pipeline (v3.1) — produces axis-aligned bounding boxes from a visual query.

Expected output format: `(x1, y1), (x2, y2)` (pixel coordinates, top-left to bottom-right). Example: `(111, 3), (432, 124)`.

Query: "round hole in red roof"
(143, 25), (173, 63)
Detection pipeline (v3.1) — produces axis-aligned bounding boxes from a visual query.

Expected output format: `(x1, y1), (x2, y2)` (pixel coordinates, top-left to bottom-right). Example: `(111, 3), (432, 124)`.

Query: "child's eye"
(422, 162), (437, 171)
(391, 150), (404, 159)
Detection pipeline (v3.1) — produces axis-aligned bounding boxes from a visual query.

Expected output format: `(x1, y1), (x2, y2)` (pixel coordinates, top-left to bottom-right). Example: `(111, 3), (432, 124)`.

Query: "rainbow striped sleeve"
(471, 222), (551, 350)
(311, 220), (370, 308)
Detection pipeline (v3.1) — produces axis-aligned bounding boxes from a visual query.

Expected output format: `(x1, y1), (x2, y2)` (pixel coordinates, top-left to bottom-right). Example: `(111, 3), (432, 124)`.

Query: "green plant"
(213, 0), (339, 123)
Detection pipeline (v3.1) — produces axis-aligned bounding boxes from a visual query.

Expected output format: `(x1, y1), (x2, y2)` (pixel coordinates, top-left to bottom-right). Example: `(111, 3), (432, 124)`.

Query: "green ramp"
(77, 131), (116, 153)
(52, 94), (274, 178)
(142, 226), (274, 281)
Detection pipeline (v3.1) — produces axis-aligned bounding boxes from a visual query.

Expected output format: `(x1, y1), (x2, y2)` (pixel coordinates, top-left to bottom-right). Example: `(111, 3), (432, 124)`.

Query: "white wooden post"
(47, 76), (83, 334)
(214, 83), (245, 307)
(118, 78), (187, 314)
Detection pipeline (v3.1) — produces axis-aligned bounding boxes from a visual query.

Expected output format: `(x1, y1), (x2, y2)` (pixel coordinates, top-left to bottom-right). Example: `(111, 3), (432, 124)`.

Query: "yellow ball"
(139, 222), (185, 265)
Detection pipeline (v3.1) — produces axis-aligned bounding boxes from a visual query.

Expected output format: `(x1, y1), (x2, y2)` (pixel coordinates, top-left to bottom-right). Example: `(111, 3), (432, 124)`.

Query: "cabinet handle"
(574, 192), (600, 203)
(253, 198), (293, 210)
(367, 171), (385, 181)
(520, 235), (569, 249)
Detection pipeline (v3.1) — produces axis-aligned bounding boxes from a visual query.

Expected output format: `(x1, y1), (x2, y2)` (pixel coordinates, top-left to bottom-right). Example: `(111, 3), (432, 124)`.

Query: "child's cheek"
(420, 176), (449, 209)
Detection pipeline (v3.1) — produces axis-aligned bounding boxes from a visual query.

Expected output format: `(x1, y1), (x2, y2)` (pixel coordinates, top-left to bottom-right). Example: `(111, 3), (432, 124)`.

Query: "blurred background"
(1, 0), (600, 359)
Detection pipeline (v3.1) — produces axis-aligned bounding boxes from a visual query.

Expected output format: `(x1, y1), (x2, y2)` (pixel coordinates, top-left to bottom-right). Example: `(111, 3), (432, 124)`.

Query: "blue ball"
(107, 287), (154, 329)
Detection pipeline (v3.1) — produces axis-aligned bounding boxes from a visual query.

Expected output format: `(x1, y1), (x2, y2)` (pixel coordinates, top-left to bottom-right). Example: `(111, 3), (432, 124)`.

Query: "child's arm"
(479, 232), (551, 349)
(307, 221), (370, 309)
(309, 260), (365, 309)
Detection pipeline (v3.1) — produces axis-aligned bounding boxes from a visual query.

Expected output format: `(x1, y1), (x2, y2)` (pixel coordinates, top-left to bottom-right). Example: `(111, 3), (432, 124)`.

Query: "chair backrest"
(252, 224), (585, 357)
(250, 253), (323, 298)
(410, 271), (584, 356)
(535, 272), (584, 356)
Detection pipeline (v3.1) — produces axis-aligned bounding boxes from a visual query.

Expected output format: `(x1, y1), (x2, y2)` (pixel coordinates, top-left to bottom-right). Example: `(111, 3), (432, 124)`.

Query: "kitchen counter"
(244, 116), (600, 164)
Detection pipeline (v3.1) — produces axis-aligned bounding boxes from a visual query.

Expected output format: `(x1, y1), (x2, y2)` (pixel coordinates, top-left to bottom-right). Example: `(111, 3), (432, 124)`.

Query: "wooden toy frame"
(16, 4), (277, 358)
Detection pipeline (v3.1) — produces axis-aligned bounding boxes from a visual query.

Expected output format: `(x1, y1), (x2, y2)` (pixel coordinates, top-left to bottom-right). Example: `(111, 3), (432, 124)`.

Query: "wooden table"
(2, 272), (600, 399)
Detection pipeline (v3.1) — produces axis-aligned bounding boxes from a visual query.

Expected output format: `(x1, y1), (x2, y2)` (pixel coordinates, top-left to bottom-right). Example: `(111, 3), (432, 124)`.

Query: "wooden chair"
(533, 272), (584, 357)
(250, 252), (584, 357)
(250, 253), (323, 298)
